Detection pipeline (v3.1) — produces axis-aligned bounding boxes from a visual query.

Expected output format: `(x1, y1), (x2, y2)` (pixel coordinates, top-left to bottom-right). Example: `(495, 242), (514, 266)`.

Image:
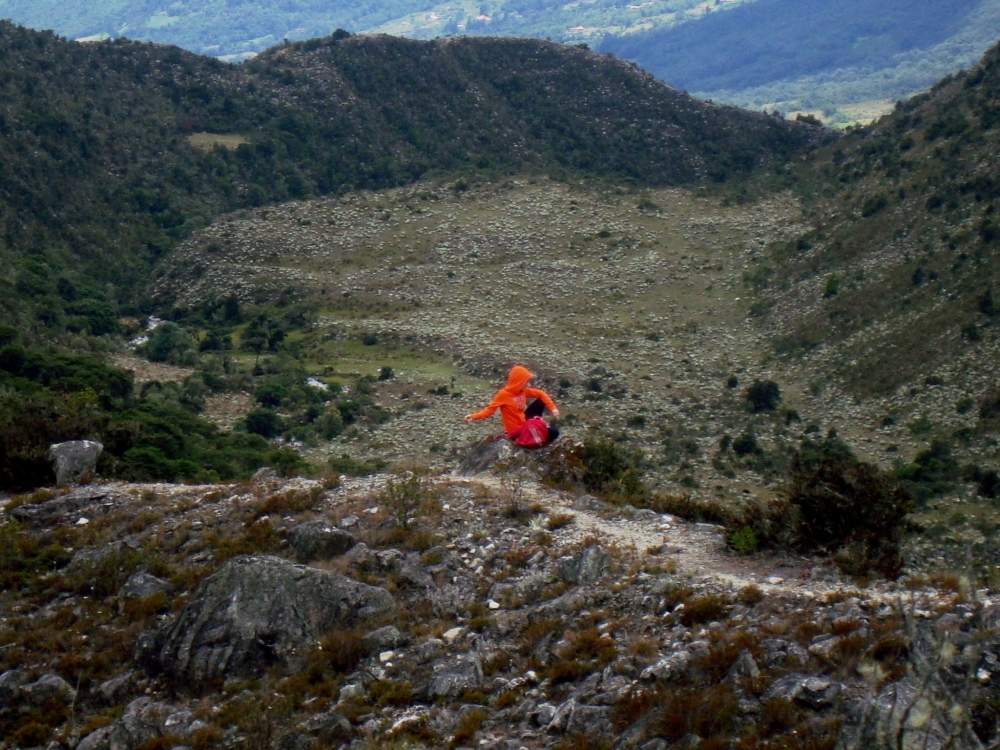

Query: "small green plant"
(728, 526), (758, 555)
(380, 469), (431, 530)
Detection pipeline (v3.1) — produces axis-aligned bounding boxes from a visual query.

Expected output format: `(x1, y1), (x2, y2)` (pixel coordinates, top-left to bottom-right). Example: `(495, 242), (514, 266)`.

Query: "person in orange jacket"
(463, 365), (560, 446)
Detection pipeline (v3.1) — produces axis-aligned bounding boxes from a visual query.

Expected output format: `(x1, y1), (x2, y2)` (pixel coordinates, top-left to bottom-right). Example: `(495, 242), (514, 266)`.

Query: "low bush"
(791, 443), (914, 577)
(746, 379), (782, 412)
(580, 438), (647, 502)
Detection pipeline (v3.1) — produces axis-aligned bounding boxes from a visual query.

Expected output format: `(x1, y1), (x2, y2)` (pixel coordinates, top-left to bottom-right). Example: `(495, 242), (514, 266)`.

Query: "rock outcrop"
(137, 554), (395, 686)
(48, 439), (103, 485)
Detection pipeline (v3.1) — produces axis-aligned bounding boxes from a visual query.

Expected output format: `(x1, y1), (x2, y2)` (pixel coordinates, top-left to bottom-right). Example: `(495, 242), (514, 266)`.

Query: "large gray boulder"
(48, 439), (103, 485)
(137, 555), (395, 687)
(286, 520), (357, 563)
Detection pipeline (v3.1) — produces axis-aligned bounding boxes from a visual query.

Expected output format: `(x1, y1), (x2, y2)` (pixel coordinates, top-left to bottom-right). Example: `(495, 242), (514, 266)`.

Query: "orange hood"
(487, 365), (533, 408)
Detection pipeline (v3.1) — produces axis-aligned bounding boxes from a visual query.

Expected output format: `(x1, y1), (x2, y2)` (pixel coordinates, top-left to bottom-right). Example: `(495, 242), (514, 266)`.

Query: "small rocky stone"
(21, 673), (76, 705)
(0, 669), (26, 706)
(725, 649), (761, 681)
(77, 726), (113, 750)
(120, 571), (173, 601)
(443, 627), (465, 643)
(558, 545), (612, 584)
(398, 552), (434, 587)
(95, 672), (136, 705)
(338, 683), (364, 702)
(641, 651), (692, 683)
(426, 658), (481, 699)
(362, 625), (402, 653)
(49, 439), (103, 485)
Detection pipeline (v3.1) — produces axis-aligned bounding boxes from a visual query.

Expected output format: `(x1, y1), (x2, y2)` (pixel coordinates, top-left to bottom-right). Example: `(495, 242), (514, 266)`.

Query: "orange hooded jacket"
(468, 365), (557, 435)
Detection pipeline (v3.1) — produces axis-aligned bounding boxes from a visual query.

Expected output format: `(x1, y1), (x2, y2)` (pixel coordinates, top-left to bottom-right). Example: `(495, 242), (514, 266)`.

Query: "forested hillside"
(0, 22), (824, 489)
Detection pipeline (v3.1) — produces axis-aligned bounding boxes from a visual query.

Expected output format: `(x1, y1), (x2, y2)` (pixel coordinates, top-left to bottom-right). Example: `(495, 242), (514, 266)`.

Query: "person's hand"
(551, 409), (560, 419)
(463, 414), (475, 422)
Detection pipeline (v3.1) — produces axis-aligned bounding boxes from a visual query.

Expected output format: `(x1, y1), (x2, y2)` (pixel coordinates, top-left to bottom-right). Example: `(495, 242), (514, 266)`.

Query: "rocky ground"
(2, 458), (1000, 750)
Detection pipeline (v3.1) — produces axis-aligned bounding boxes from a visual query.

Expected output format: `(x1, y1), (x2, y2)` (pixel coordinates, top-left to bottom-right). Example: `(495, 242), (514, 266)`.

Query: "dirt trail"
(451, 473), (897, 602)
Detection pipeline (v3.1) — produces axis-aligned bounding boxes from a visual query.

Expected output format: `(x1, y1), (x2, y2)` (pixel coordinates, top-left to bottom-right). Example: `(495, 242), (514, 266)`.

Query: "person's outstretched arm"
(525, 388), (559, 418)
(463, 404), (498, 422)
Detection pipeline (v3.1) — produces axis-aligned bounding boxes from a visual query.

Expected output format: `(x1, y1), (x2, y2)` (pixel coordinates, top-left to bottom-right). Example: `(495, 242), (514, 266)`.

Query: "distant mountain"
(601, 0), (1000, 125)
(0, 0), (734, 60)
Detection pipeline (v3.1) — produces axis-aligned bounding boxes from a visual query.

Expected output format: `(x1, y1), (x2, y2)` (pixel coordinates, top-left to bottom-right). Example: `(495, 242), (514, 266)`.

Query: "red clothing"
(468, 365), (557, 434)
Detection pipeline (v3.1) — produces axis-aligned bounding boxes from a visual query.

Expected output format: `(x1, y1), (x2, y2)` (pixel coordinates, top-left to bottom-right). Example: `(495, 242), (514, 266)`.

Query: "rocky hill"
(0, 464), (996, 750)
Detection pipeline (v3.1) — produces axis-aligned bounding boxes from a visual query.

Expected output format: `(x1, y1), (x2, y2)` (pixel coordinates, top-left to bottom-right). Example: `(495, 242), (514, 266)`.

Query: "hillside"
(752, 37), (1000, 398)
(0, 23), (825, 490)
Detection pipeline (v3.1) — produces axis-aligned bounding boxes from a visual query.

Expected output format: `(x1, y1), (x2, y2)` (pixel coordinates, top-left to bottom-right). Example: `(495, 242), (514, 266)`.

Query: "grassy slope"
(750, 39), (1000, 400)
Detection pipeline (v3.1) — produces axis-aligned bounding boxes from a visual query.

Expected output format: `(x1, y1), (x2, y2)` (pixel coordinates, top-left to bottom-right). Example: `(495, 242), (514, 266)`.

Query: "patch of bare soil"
(108, 353), (194, 385)
(201, 391), (256, 431)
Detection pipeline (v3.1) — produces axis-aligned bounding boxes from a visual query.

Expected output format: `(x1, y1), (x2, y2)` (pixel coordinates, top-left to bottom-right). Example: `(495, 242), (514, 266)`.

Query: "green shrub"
(728, 527), (758, 555)
(732, 427), (760, 456)
(580, 438), (646, 501)
(139, 322), (196, 366)
(265, 448), (309, 478)
(328, 454), (386, 477)
(244, 408), (282, 438)
(745, 380), (781, 412)
(315, 405), (345, 439)
(892, 439), (960, 500)
(791, 448), (914, 577)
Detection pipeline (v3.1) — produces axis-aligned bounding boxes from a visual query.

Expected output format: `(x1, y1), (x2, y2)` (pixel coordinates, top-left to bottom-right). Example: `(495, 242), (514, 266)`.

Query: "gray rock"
(548, 699), (577, 733)
(21, 673), (76, 705)
(399, 552), (434, 588)
(572, 494), (612, 513)
(94, 672), (135, 704)
(725, 649), (760, 681)
(457, 436), (514, 476)
(566, 704), (611, 734)
(49, 439), (103, 485)
(302, 710), (352, 741)
(9, 486), (111, 526)
(77, 726), (113, 750)
(138, 554), (395, 687)
(763, 673), (840, 709)
(670, 736), (702, 750)
(640, 651), (692, 683)
(844, 679), (946, 750)
(426, 658), (482, 699)
(286, 520), (357, 563)
(120, 572), (173, 601)
(640, 741), (668, 750)
(108, 697), (172, 750)
(362, 625), (402, 654)
(558, 545), (611, 584)
(0, 668), (26, 706)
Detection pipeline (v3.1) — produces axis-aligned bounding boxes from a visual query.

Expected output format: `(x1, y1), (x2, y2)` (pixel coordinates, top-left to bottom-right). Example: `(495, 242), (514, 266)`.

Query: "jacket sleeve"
(467, 404), (499, 421)
(525, 388), (557, 414)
